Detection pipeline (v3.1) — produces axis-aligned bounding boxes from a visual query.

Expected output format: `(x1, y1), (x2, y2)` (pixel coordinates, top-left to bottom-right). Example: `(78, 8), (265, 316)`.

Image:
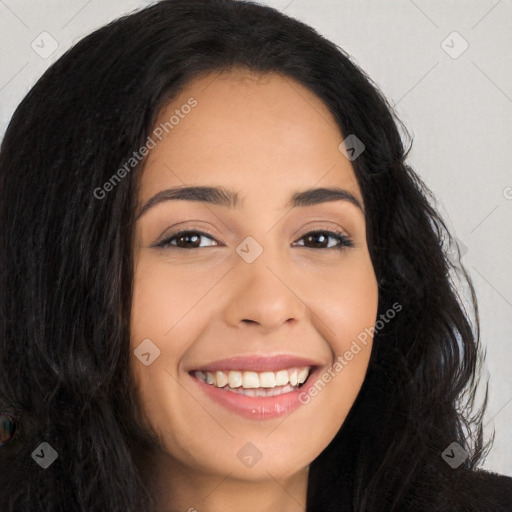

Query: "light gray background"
(1, 0), (510, 476)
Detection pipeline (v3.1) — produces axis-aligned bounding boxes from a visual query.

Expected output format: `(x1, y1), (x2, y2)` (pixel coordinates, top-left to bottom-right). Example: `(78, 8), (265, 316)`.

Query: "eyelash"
(154, 229), (354, 251)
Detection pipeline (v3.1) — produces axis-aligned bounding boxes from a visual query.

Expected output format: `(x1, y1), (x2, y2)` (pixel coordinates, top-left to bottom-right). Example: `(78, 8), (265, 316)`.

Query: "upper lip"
(188, 354), (323, 373)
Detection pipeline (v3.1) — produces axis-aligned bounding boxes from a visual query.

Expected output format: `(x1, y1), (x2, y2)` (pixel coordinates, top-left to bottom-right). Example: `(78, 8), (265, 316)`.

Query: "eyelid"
(152, 229), (222, 249)
(152, 227), (354, 250)
(294, 229), (354, 249)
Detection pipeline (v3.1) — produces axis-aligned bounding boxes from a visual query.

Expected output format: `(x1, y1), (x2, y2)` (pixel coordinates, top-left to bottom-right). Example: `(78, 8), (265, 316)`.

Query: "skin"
(130, 68), (379, 512)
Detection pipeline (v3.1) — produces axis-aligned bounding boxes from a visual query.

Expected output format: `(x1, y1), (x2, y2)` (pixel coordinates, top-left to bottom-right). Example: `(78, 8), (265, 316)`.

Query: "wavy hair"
(0, 1), (493, 510)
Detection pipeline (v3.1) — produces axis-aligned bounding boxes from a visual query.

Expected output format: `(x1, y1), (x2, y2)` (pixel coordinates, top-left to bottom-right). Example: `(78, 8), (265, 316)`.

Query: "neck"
(144, 451), (309, 512)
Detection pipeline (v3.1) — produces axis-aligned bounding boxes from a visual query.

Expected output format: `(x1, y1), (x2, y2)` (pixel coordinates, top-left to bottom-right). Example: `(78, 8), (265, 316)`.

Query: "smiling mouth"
(190, 366), (312, 397)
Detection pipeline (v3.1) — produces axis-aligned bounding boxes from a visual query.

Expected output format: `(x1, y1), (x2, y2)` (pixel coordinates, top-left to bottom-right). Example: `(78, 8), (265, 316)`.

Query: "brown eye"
(294, 230), (353, 250)
(153, 229), (353, 251)
(155, 230), (219, 249)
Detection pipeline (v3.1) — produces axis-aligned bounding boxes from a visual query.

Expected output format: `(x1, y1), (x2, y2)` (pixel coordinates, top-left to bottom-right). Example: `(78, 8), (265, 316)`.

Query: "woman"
(0, 1), (510, 510)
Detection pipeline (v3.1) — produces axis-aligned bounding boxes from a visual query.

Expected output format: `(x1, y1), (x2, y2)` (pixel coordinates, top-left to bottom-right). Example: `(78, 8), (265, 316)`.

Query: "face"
(130, 68), (378, 483)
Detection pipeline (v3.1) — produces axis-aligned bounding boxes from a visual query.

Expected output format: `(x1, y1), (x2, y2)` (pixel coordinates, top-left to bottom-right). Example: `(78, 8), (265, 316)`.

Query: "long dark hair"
(0, 1), (494, 510)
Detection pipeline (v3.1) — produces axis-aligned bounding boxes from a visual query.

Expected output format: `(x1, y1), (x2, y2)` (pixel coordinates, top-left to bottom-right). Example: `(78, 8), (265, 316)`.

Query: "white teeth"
(242, 371), (259, 389)
(297, 368), (309, 384)
(215, 370), (228, 387)
(231, 383), (295, 397)
(194, 366), (312, 390)
(228, 371), (242, 388)
(259, 371), (276, 388)
(275, 370), (288, 386)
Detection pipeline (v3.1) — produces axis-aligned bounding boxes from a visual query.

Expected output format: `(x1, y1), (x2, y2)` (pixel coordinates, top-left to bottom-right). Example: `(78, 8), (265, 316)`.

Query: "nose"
(222, 245), (307, 333)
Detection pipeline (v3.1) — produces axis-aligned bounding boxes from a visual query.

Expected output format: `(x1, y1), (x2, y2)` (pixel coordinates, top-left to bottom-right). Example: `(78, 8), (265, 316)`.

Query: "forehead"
(137, 68), (362, 211)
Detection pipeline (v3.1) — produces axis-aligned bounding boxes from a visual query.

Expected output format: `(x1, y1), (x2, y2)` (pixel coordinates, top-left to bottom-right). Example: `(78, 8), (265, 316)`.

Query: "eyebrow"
(136, 185), (364, 220)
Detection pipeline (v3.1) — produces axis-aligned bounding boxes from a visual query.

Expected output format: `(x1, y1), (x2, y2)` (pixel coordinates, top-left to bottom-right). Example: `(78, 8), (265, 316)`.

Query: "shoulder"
(454, 469), (512, 507)
(404, 467), (512, 511)
(442, 469), (512, 512)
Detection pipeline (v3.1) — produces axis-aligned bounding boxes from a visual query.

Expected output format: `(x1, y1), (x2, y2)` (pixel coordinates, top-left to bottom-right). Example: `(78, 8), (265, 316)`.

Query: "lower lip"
(190, 368), (320, 420)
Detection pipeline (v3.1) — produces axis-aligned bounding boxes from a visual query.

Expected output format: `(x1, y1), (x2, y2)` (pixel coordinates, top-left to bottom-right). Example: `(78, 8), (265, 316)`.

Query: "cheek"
(129, 255), (222, 422)
(129, 259), (184, 419)
(130, 258), (180, 340)
(129, 254), (234, 414)
(269, 252), (378, 448)
(129, 255), (194, 379)
(332, 267), (378, 354)
(130, 255), (213, 353)
(312, 256), (378, 397)
(306, 250), (379, 350)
